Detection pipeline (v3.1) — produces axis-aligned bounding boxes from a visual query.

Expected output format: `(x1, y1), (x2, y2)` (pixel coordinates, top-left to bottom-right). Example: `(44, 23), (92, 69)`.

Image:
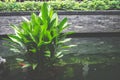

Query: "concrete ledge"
(0, 10), (120, 16)
(0, 10), (120, 35)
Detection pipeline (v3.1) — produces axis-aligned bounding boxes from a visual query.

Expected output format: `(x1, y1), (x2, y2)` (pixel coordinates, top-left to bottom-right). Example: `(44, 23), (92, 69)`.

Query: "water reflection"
(64, 52), (120, 80)
(1, 53), (119, 80)
(83, 64), (89, 80)
(0, 37), (120, 80)
(65, 37), (120, 54)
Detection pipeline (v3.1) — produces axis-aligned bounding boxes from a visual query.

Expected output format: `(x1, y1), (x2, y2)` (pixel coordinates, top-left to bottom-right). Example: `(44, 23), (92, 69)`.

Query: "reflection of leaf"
(22, 64), (31, 68)
(16, 58), (24, 62)
(10, 48), (21, 53)
(62, 45), (77, 48)
(56, 52), (63, 58)
(32, 64), (38, 70)
(45, 51), (51, 57)
(64, 67), (74, 78)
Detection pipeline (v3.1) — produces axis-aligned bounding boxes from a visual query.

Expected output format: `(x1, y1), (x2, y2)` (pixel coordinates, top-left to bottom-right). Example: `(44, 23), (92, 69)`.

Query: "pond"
(0, 37), (120, 80)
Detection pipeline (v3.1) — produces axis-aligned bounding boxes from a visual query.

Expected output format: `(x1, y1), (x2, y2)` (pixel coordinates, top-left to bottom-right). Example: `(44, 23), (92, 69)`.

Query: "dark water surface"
(0, 37), (120, 80)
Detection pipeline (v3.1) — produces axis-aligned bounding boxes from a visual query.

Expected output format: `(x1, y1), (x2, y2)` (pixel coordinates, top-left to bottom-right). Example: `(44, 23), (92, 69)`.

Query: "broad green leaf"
(58, 38), (72, 44)
(48, 7), (54, 19)
(8, 35), (25, 48)
(32, 24), (40, 37)
(29, 48), (37, 53)
(22, 16), (29, 22)
(11, 25), (22, 38)
(17, 32), (30, 43)
(48, 18), (56, 30)
(31, 13), (39, 25)
(58, 18), (68, 32)
(41, 3), (49, 21)
(29, 33), (37, 43)
(46, 31), (52, 41)
(21, 22), (30, 34)
(51, 13), (58, 26)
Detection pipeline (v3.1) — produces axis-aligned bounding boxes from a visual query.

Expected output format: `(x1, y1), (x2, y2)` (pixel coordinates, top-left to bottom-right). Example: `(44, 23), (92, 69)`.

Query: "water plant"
(8, 2), (75, 70)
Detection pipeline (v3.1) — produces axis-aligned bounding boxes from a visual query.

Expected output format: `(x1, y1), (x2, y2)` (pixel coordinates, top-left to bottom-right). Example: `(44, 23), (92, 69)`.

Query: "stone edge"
(0, 10), (120, 16)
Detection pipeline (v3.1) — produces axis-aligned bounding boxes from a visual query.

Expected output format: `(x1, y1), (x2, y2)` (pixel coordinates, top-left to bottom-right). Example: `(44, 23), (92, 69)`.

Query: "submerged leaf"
(10, 48), (21, 53)
(16, 58), (24, 62)
(32, 64), (38, 70)
(55, 51), (63, 58)
(62, 45), (77, 48)
(45, 50), (51, 57)
(22, 64), (31, 68)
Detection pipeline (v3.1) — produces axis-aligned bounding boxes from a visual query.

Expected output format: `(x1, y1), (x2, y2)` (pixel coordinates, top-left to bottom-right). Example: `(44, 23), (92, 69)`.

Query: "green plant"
(60, 1), (80, 10)
(8, 2), (75, 70)
(0, 2), (6, 11)
(0, 0), (120, 11)
(4, 0), (16, 2)
(21, 1), (36, 11)
(79, 0), (120, 10)
(109, 0), (120, 10)
(79, 0), (109, 10)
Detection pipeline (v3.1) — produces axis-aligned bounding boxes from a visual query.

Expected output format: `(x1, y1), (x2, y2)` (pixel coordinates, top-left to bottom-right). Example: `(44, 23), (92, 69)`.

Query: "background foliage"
(0, 0), (119, 11)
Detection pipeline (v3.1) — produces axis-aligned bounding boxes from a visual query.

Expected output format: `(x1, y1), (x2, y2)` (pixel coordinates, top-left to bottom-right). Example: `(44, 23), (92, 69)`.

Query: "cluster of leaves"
(7, 3), (75, 69)
(0, 0), (119, 11)
(79, 0), (120, 10)
(48, 0), (80, 10)
(0, 1), (80, 11)
(0, 1), (42, 11)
